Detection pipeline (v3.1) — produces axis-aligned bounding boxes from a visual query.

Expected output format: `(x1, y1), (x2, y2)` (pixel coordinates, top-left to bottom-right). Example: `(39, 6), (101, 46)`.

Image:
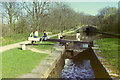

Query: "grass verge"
(32, 35), (59, 51)
(49, 35), (58, 39)
(32, 42), (57, 51)
(95, 38), (119, 68)
(2, 48), (48, 78)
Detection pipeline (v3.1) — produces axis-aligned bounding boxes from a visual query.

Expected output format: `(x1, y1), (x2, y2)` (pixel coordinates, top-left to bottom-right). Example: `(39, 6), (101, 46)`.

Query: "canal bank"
(92, 38), (120, 79)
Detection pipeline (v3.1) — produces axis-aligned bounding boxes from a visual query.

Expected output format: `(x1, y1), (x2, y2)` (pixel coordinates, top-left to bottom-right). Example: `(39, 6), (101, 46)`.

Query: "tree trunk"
(35, 2), (39, 30)
(10, 15), (13, 35)
(9, 3), (13, 36)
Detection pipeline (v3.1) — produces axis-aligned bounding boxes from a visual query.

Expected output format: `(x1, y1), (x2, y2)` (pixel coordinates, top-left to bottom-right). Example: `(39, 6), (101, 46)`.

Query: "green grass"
(33, 42), (56, 51)
(32, 36), (59, 51)
(96, 30), (120, 37)
(2, 48), (48, 78)
(1, 33), (59, 78)
(32, 35), (59, 51)
(66, 31), (76, 34)
(50, 35), (58, 39)
(95, 38), (119, 68)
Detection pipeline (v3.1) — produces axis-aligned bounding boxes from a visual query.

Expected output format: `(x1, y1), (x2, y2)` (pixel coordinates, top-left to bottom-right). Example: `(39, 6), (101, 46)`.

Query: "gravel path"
(27, 47), (51, 54)
(0, 41), (31, 53)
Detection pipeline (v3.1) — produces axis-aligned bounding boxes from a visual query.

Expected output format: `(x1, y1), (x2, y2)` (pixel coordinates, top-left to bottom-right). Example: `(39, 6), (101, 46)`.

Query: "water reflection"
(80, 31), (101, 42)
(63, 31), (101, 42)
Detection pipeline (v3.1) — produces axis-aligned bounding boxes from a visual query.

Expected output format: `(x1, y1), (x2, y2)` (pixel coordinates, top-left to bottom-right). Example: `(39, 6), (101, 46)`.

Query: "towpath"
(0, 27), (81, 53)
(0, 34), (57, 53)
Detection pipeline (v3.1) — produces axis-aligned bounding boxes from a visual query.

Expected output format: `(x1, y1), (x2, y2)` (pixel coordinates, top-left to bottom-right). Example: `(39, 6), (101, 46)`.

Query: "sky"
(0, 0), (119, 2)
(67, 2), (118, 15)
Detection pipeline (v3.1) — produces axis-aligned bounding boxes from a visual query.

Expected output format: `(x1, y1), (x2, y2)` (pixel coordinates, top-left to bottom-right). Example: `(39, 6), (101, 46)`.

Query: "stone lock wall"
(47, 51), (66, 78)
(47, 46), (66, 78)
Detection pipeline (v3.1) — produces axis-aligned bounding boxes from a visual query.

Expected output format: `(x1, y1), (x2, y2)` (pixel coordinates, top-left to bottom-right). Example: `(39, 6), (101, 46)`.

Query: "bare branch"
(38, 2), (42, 14)
(23, 2), (33, 15)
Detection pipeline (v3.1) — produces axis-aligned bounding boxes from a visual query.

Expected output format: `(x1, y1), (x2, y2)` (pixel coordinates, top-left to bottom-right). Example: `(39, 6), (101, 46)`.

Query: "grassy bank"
(32, 35), (59, 51)
(2, 48), (48, 78)
(32, 42), (58, 51)
(95, 38), (119, 68)
(95, 30), (120, 37)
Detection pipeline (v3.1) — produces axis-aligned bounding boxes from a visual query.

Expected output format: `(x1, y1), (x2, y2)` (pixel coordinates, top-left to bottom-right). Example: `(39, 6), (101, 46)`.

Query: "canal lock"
(48, 33), (113, 79)
(47, 43), (112, 79)
(60, 46), (112, 79)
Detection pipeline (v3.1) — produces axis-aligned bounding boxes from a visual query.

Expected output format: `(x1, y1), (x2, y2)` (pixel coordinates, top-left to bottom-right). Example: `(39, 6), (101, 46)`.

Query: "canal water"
(63, 31), (101, 41)
(60, 59), (95, 78)
(60, 31), (111, 79)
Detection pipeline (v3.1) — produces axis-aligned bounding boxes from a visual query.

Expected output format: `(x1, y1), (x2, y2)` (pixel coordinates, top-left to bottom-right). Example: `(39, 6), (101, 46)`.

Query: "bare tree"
(23, 1), (49, 31)
(39, 2), (82, 33)
(2, 2), (21, 33)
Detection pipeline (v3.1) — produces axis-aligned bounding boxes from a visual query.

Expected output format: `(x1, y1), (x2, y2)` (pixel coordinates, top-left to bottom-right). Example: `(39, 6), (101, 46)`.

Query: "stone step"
(18, 73), (42, 78)
(93, 50), (101, 53)
(94, 44), (100, 47)
(98, 56), (104, 59)
(92, 47), (99, 50)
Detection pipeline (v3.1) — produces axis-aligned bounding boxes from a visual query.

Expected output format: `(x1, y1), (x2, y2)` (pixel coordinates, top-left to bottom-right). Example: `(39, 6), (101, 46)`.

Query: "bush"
(2, 24), (11, 36)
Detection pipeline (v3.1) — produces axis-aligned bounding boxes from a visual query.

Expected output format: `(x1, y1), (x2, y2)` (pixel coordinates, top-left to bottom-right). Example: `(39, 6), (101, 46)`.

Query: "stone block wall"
(47, 46), (66, 78)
